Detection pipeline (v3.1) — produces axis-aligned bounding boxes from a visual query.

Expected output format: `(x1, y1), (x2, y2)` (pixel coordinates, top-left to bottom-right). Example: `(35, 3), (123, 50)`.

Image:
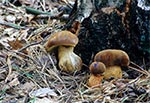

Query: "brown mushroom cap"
(89, 62), (106, 75)
(94, 49), (130, 67)
(44, 30), (78, 52)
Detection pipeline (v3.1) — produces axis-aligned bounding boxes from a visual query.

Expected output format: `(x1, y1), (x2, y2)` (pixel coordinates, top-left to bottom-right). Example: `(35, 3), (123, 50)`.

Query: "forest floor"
(0, 0), (150, 103)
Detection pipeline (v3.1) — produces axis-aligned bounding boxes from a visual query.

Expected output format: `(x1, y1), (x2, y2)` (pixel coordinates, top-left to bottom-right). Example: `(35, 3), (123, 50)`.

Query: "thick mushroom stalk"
(58, 46), (82, 73)
(104, 66), (122, 80)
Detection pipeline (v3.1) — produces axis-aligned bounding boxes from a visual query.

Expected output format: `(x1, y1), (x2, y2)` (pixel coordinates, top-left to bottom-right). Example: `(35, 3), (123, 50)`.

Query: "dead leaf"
(8, 38), (24, 50)
(21, 81), (35, 91)
(29, 88), (57, 97)
(8, 38), (28, 54)
(32, 97), (59, 103)
(5, 15), (16, 22)
(16, 81), (36, 96)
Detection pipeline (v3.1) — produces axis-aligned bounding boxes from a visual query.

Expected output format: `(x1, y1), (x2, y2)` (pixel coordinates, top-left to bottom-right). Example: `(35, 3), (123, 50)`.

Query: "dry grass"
(0, 0), (150, 103)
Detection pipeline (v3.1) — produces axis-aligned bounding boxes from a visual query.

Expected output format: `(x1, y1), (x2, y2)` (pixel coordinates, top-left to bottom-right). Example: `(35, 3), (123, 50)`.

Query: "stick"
(128, 66), (148, 75)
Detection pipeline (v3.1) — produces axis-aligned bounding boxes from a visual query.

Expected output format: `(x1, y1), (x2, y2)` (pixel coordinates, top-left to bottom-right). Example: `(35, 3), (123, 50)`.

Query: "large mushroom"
(94, 49), (130, 80)
(44, 30), (82, 73)
(94, 49), (130, 67)
(87, 62), (106, 87)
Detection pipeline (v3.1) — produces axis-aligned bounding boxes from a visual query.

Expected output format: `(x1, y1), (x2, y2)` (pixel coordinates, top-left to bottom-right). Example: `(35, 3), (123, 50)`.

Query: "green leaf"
(25, 6), (51, 15)
(28, 97), (36, 103)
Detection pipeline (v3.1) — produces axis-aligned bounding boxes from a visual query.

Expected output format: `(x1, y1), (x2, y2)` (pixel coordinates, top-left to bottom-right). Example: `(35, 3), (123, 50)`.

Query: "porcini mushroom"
(94, 49), (130, 67)
(89, 62), (106, 75)
(44, 30), (78, 52)
(94, 49), (130, 80)
(44, 30), (82, 73)
(88, 62), (106, 87)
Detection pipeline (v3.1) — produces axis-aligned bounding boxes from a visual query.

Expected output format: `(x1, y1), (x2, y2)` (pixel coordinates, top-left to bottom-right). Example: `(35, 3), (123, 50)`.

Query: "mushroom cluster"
(44, 30), (82, 73)
(88, 49), (130, 87)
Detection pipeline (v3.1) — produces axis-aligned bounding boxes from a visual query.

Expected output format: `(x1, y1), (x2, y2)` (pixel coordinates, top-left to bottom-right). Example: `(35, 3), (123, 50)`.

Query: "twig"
(0, 41), (42, 70)
(130, 61), (145, 70)
(25, 6), (64, 18)
(18, 41), (42, 52)
(114, 74), (142, 93)
(0, 21), (25, 29)
(128, 66), (148, 75)
(129, 61), (150, 75)
(45, 68), (65, 87)
(82, 63), (89, 69)
(35, 69), (50, 88)
(5, 55), (12, 82)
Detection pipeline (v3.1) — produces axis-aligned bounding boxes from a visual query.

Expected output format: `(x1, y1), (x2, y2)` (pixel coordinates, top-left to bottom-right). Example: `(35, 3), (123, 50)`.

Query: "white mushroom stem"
(58, 46), (82, 73)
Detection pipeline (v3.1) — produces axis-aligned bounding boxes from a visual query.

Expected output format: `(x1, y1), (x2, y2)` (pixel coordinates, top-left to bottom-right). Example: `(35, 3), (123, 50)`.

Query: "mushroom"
(93, 49), (149, 79)
(44, 30), (82, 73)
(94, 49), (130, 80)
(87, 62), (106, 87)
(94, 49), (130, 67)
(89, 61), (106, 75)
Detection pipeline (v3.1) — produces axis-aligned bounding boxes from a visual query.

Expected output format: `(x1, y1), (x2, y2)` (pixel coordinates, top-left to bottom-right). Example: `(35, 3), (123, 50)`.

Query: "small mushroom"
(89, 62), (106, 75)
(94, 49), (130, 80)
(88, 62), (106, 87)
(44, 30), (82, 73)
